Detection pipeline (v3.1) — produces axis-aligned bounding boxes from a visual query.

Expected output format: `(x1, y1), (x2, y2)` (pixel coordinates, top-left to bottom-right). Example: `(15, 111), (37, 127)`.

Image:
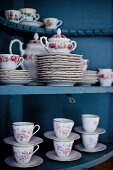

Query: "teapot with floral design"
(9, 33), (48, 84)
(40, 28), (77, 53)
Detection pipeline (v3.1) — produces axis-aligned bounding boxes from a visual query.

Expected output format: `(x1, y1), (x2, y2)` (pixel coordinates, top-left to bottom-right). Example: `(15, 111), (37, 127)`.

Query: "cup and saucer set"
(5, 8), (43, 27)
(44, 118), (82, 161)
(74, 114), (107, 152)
(3, 122), (43, 168)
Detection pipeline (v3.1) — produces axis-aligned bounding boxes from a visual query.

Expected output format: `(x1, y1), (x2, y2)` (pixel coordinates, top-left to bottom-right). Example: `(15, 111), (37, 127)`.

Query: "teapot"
(40, 28), (77, 53)
(9, 33), (48, 84)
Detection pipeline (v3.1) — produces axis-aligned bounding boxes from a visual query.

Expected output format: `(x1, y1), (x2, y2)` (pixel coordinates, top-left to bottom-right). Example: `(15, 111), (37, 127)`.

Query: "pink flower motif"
(99, 74), (104, 78)
(11, 56), (17, 62)
(23, 54), (29, 60)
(3, 56), (8, 62)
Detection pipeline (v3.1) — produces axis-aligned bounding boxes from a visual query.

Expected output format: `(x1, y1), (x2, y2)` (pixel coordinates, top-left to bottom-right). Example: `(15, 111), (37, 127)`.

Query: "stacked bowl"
(44, 118), (82, 161)
(79, 70), (98, 86)
(4, 122), (43, 168)
(74, 114), (107, 152)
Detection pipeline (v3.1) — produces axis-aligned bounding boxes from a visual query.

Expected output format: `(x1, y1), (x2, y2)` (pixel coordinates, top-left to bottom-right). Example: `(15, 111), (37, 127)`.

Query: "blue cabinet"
(0, 0), (113, 169)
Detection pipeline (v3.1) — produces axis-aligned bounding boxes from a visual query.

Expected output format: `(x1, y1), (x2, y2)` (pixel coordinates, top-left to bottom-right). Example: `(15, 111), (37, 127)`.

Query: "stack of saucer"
(74, 114), (107, 152)
(44, 118), (82, 161)
(36, 53), (83, 86)
(79, 70), (98, 86)
(4, 122), (43, 168)
(0, 70), (32, 85)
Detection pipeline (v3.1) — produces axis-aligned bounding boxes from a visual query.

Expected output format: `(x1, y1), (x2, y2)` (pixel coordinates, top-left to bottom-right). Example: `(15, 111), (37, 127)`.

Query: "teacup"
(5, 10), (25, 23)
(82, 114), (100, 133)
(13, 122), (40, 144)
(82, 133), (99, 149)
(82, 59), (89, 71)
(0, 54), (24, 70)
(13, 145), (39, 164)
(53, 118), (74, 139)
(19, 8), (40, 21)
(54, 140), (74, 158)
(98, 69), (113, 86)
(43, 18), (63, 29)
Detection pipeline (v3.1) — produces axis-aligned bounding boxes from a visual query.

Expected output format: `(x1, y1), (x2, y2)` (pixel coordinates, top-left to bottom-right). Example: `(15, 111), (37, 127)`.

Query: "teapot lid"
(51, 28), (66, 39)
(29, 33), (41, 44)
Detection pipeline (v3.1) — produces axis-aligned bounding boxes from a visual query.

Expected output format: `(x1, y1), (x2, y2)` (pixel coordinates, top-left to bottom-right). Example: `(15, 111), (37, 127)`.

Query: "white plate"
(44, 81), (77, 86)
(3, 136), (43, 146)
(20, 21), (43, 27)
(38, 53), (83, 57)
(75, 143), (107, 152)
(0, 79), (32, 85)
(79, 80), (98, 86)
(46, 150), (82, 161)
(74, 126), (106, 134)
(5, 155), (43, 168)
(44, 131), (80, 141)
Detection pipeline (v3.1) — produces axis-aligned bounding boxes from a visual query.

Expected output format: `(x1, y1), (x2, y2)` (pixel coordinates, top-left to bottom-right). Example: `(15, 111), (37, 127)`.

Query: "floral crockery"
(82, 114), (100, 133)
(40, 28), (77, 53)
(54, 140), (74, 158)
(0, 54), (24, 70)
(13, 145), (39, 164)
(5, 10), (25, 23)
(82, 134), (99, 149)
(43, 18), (63, 29)
(53, 118), (74, 139)
(13, 122), (40, 144)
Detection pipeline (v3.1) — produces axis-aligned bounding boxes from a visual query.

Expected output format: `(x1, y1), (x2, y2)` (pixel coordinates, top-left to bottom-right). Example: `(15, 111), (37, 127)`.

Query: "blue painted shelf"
(3, 143), (113, 170)
(1, 17), (113, 37)
(0, 86), (113, 95)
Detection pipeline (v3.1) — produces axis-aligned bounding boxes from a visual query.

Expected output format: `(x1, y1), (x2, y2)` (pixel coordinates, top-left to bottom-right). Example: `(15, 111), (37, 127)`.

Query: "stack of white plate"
(79, 70), (98, 86)
(0, 70), (32, 85)
(36, 53), (83, 86)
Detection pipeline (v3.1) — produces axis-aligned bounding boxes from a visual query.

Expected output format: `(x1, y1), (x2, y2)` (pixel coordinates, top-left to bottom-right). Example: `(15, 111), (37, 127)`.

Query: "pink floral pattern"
(99, 74), (113, 79)
(23, 54), (37, 60)
(49, 42), (72, 50)
(13, 128), (33, 142)
(0, 55), (19, 62)
(14, 149), (32, 162)
(56, 143), (71, 156)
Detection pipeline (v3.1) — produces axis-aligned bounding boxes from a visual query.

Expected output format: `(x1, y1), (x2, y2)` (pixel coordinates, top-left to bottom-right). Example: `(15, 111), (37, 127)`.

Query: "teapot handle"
(70, 41), (77, 52)
(9, 39), (25, 56)
(40, 36), (49, 51)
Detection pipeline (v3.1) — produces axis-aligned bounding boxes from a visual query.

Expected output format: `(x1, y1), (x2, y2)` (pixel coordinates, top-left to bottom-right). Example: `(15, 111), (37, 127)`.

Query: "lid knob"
(57, 28), (61, 35)
(34, 33), (39, 40)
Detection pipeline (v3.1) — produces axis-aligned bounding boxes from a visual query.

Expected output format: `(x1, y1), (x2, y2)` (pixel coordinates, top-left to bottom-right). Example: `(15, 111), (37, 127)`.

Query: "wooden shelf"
(0, 86), (113, 95)
(1, 17), (113, 37)
(2, 143), (113, 170)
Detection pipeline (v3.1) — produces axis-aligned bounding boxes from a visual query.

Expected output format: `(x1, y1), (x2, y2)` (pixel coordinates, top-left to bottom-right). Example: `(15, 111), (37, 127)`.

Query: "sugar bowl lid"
(49, 28), (70, 42)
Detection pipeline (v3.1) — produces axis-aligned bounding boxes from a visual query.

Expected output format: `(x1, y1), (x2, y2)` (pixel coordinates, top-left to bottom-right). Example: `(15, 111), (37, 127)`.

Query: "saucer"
(20, 21), (43, 27)
(46, 150), (82, 161)
(5, 155), (43, 168)
(75, 143), (107, 152)
(74, 126), (106, 134)
(3, 136), (43, 146)
(44, 131), (80, 141)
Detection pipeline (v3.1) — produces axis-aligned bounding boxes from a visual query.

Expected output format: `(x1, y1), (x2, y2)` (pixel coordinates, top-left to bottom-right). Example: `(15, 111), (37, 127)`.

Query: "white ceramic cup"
(82, 133), (99, 149)
(13, 122), (40, 144)
(82, 114), (100, 133)
(82, 59), (89, 71)
(53, 118), (74, 139)
(54, 140), (74, 158)
(98, 69), (113, 86)
(5, 10), (25, 23)
(19, 8), (40, 21)
(0, 54), (24, 70)
(13, 145), (39, 164)
(43, 18), (63, 29)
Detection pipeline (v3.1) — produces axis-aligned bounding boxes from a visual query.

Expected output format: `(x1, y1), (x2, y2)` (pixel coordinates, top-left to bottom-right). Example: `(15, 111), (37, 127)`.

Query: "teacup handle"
(9, 39), (25, 57)
(70, 41), (77, 52)
(32, 145), (39, 155)
(35, 14), (40, 20)
(19, 14), (26, 23)
(32, 125), (40, 136)
(57, 20), (63, 28)
(16, 57), (24, 68)
(40, 36), (49, 51)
